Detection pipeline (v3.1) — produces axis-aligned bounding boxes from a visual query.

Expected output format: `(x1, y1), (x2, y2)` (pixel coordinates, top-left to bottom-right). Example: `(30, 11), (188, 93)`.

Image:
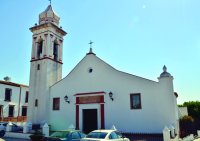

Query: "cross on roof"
(49, 0), (51, 5)
(89, 40), (93, 48)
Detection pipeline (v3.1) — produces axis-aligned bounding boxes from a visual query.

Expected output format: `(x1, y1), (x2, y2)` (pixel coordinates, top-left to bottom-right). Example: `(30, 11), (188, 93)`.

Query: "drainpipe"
(18, 86), (22, 122)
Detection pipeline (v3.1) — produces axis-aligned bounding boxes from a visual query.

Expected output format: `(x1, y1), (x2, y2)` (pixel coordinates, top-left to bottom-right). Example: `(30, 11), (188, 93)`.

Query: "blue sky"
(0, 0), (199, 104)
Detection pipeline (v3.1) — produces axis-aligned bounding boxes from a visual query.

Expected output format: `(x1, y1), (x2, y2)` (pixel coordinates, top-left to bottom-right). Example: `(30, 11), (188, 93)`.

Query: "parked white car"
(82, 130), (130, 141)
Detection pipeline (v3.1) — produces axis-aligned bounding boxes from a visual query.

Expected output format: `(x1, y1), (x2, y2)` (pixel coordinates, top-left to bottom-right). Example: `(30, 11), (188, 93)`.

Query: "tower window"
(37, 64), (40, 70)
(37, 40), (43, 58)
(53, 42), (58, 61)
(35, 99), (38, 107)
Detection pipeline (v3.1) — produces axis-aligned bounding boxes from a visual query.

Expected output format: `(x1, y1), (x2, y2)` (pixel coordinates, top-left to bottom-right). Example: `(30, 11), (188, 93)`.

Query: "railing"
(0, 116), (27, 122)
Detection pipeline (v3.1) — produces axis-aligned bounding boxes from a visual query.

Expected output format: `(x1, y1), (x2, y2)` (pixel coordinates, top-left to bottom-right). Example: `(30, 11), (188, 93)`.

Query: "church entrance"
(82, 109), (98, 133)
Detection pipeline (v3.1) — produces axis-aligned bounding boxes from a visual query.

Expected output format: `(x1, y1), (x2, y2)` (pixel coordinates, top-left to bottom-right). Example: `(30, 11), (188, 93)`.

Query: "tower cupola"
(39, 5), (60, 26)
(160, 65), (171, 78)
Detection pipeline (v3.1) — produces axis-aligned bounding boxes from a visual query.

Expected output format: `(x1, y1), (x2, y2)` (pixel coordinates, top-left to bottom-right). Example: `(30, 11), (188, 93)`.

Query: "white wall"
(179, 107), (188, 117)
(0, 82), (29, 118)
(49, 54), (178, 133)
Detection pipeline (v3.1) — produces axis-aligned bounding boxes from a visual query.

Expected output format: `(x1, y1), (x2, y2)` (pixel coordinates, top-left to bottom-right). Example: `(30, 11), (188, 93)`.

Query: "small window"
(88, 67), (93, 73)
(130, 93), (142, 109)
(25, 91), (29, 103)
(35, 99), (38, 107)
(4, 88), (12, 101)
(37, 64), (40, 70)
(53, 98), (60, 110)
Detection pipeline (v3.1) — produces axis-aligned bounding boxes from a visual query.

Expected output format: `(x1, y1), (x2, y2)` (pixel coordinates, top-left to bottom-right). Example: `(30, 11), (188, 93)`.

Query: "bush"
(179, 115), (195, 138)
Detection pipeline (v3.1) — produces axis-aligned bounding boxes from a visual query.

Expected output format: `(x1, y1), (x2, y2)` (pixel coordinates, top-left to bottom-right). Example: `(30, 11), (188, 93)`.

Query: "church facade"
(27, 5), (179, 134)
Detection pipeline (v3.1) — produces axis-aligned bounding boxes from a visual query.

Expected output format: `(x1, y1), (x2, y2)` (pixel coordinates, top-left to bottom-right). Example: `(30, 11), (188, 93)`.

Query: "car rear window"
(86, 132), (107, 139)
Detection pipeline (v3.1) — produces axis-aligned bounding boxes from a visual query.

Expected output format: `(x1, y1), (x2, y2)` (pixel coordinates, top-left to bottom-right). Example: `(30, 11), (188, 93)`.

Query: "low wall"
(5, 132), (32, 139)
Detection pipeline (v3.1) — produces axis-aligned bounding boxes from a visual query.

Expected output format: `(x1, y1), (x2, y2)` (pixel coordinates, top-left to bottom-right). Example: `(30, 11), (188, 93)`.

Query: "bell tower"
(27, 5), (67, 124)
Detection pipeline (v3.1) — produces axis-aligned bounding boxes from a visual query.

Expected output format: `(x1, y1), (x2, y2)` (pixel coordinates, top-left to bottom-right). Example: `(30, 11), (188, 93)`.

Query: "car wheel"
(0, 130), (5, 138)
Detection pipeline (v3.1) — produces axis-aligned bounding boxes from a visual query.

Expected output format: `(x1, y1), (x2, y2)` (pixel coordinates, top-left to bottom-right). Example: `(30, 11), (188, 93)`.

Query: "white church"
(27, 5), (179, 134)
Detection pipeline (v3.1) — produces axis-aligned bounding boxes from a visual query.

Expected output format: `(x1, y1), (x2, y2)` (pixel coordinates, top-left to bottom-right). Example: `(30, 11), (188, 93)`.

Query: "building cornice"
(0, 80), (28, 88)
(30, 57), (63, 64)
(29, 23), (67, 36)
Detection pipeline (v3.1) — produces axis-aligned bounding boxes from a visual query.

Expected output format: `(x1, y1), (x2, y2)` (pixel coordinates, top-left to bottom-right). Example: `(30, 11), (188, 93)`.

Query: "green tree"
(179, 101), (200, 131)
(182, 101), (200, 119)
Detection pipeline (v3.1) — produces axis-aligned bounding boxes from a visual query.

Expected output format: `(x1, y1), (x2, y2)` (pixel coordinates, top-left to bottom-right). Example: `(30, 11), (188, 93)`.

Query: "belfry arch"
(37, 39), (43, 59)
(53, 39), (59, 61)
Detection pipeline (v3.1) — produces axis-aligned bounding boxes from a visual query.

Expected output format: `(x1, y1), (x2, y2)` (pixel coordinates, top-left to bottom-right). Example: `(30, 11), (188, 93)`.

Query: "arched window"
(53, 41), (58, 61)
(37, 40), (43, 58)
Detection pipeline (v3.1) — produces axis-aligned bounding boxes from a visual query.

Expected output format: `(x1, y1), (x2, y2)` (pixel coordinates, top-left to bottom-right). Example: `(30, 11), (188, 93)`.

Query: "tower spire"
(49, 0), (51, 5)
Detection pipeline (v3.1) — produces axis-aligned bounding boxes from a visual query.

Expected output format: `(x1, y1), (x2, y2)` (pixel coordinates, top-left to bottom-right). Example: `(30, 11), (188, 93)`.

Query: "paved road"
(1, 137), (30, 141)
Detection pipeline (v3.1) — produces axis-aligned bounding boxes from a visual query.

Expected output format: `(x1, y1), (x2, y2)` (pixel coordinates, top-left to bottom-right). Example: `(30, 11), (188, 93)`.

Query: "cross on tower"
(49, 0), (51, 5)
(89, 40), (93, 48)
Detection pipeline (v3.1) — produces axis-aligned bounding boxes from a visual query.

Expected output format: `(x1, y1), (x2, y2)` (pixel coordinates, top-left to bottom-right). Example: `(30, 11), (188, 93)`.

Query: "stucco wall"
(0, 83), (28, 117)
(49, 54), (178, 133)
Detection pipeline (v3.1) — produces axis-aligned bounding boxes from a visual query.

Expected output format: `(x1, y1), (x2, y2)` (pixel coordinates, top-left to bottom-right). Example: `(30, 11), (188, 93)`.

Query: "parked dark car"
(45, 129), (86, 141)
(0, 122), (23, 132)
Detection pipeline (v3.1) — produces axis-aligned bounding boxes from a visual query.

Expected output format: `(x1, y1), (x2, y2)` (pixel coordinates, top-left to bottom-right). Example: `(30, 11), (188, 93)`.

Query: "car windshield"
(86, 132), (107, 139)
(50, 131), (70, 138)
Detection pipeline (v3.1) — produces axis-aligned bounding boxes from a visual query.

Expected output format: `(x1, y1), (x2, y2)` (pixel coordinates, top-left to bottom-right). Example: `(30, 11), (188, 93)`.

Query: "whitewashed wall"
(0, 82), (28, 117)
(49, 54), (178, 133)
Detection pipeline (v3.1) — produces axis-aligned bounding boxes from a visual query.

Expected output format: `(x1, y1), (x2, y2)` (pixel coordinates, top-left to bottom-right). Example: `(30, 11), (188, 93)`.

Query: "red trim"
(100, 104), (105, 129)
(76, 97), (79, 104)
(74, 91), (105, 96)
(76, 104), (79, 130)
(31, 57), (63, 64)
(76, 95), (104, 104)
(76, 102), (105, 105)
